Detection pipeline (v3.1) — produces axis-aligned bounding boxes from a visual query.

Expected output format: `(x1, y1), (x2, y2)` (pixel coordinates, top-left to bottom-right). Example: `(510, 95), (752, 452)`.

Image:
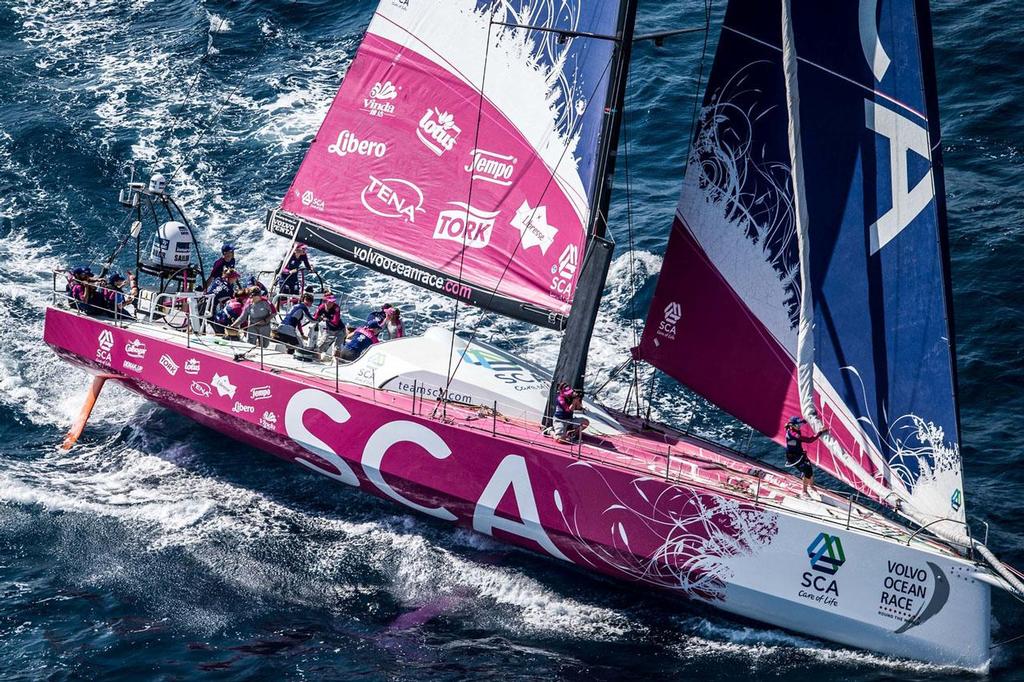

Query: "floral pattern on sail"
(556, 461), (779, 602)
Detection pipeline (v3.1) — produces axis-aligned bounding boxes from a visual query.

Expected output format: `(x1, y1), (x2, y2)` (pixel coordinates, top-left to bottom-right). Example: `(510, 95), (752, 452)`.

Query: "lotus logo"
(190, 381), (212, 398)
(98, 330), (114, 352)
(664, 302), (681, 325)
(807, 532), (847, 575)
(361, 176), (424, 224)
(416, 107), (461, 156)
(212, 373), (237, 399)
(184, 358), (201, 375)
(511, 201), (558, 254)
(556, 244), (578, 279)
(369, 80), (398, 100)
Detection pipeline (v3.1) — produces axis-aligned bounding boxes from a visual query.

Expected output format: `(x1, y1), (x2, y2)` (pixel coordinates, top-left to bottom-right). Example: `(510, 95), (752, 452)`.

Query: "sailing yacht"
(44, 0), (1022, 667)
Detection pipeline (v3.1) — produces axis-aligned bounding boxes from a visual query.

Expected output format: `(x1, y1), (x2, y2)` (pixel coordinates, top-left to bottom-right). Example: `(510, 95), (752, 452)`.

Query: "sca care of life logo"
(433, 202), (499, 249)
(361, 176), (424, 224)
(299, 189), (325, 212)
(362, 80), (398, 118)
(96, 329), (114, 364)
(799, 532), (847, 607)
(549, 243), (579, 299)
(416, 108), (461, 156)
(656, 302), (681, 341)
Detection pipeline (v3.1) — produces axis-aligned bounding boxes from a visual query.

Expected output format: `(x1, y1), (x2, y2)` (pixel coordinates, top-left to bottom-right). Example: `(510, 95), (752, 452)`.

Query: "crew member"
(313, 294), (346, 358)
(552, 382), (589, 444)
(278, 242), (313, 295)
(381, 304), (405, 340)
(275, 293), (315, 354)
(339, 320), (380, 362)
(209, 243), (236, 282)
(785, 416), (829, 496)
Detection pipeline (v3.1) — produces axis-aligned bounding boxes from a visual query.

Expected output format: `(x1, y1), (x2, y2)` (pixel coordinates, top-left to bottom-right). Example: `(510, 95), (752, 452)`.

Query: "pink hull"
(44, 307), (773, 602)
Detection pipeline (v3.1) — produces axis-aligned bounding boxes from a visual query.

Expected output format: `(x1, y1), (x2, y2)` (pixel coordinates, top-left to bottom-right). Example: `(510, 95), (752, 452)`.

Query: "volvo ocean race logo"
(433, 202), (499, 249)
(799, 532), (846, 607)
(877, 560), (950, 633)
(510, 201), (558, 254)
(361, 176), (424, 223)
(328, 130), (387, 159)
(362, 80), (398, 118)
(124, 339), (147, 359)
(550, 243), (578, 299)
(465, 149), (516, 186)
(416, 108), (461, 156)
(656, 302), (681, 342)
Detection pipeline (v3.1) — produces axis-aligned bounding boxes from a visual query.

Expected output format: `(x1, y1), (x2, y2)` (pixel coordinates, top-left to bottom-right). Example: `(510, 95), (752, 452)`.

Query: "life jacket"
(785, 431), (806, 464)
(314, 303), (344, 331)
(554, 386), (575, 420)
(345, 326), (379, 354)
(215, 298), (244, 325)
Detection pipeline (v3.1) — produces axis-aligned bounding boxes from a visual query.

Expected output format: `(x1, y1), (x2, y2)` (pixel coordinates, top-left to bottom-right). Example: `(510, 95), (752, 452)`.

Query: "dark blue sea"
(0, 1), (1021, 679)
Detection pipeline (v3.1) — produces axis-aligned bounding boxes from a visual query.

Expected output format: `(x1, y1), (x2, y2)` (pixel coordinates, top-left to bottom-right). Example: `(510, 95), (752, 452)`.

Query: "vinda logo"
(328, 130), (387, 159)
(361, 176), (424, 224)
(362, 80), (398, 118)
(549, 243), (578, 299)
(433, 202), (499, 249)
(798, 532), (846, 608)
(657, 302), (681, 341)
(465, 149), (516, 186)
(416, 108), (460, 156)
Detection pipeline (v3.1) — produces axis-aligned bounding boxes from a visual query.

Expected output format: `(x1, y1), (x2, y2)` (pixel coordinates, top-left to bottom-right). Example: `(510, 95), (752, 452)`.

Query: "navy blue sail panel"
(638, 0), (963, 524)
(793, 0), (963, 523)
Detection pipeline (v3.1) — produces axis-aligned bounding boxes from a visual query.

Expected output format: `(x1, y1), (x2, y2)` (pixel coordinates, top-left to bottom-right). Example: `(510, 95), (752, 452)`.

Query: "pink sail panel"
(281, 25), (593, 320)
(638, 218), (885, 503)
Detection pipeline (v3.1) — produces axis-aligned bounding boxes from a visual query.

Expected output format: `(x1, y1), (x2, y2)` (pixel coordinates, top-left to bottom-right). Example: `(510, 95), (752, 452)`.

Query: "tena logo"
(250, 386), (272, 401)
(211, 373), (237, 399)
(328, 130), (387, 159)
(124, 339), (147, 359)
(159, 354), (179, 376)
(190, 381), (212, 398)
(300, 190), (325, 212)
(416, 108), (461, 156)
(361, 176), (424, 223)
(184, 358), (201, 375)
(362, 80), (398, 118)
(433, 202), (499, 249)
(465, 149), (516, 186)
(98, 330), (114, 352)
(510, 201), (558, 254)
(259, 411), (278, 430)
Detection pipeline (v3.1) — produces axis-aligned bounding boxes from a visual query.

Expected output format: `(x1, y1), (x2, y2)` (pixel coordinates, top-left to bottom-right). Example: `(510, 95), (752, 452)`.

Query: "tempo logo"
(807, 532), (847, 575)
(465, 149), (516, 186)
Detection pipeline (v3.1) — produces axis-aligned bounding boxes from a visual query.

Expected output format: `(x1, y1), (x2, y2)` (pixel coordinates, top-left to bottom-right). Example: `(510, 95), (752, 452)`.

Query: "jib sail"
(267, 0), (626, 329)
(637, 0), (965, 532)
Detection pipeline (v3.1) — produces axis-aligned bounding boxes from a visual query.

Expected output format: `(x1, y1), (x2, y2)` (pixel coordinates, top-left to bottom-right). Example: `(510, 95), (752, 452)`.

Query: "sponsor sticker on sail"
(511, 201), (558, 254)
(465, 149), (516, 186)
(654, 302), (681, 343)
(433, 203), (499, 249)
(328, 130), (387, 159)
(550, 243), (579, 299)
(362, 80), (398, 118)
(361, 176), (424, 223)
(416, 108), (460, 156)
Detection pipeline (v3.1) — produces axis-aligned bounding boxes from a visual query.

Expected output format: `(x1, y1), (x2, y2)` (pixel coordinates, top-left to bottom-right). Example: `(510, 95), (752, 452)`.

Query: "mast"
(545, 0), (638, 422)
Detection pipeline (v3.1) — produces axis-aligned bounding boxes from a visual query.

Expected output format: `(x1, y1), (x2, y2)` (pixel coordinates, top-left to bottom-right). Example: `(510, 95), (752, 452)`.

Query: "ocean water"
(0, 1), (1021, 679)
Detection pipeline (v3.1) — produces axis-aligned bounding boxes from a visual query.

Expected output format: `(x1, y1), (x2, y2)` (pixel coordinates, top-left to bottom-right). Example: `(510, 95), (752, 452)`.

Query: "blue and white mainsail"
(638, 0), (965, 535)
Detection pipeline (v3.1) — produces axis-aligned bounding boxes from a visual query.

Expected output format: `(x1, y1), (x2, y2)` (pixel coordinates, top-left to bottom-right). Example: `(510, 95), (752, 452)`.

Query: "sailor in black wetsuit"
(785, 416), (828, 496)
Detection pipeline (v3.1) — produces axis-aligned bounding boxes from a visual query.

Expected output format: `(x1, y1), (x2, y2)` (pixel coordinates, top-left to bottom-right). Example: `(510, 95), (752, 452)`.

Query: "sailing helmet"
(221, 243), (235, 254)
(787, 416), (806, 427)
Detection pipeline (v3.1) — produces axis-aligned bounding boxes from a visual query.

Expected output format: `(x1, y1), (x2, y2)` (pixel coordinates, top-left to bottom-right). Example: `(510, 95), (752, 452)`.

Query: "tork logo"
(807, 532), (847, 574)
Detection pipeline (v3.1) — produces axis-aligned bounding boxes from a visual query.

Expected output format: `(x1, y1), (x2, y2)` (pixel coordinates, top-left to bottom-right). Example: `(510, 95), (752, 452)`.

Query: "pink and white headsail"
(44, 307), (991, 667)
(279, 1), (624, 326)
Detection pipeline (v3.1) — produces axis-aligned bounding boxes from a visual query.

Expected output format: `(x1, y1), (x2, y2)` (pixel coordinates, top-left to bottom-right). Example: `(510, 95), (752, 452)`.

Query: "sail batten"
(638, 0), (965, 533)
(271, 1), (627, 329)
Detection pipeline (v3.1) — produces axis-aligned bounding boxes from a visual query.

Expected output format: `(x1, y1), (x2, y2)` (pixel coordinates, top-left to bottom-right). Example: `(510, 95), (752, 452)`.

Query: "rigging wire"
(620, 74), (641, 416)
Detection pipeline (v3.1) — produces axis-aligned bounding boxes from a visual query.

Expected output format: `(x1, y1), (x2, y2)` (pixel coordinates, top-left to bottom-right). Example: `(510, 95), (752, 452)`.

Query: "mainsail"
(267, 0), (626, 329)
(637, 0), (965, 532)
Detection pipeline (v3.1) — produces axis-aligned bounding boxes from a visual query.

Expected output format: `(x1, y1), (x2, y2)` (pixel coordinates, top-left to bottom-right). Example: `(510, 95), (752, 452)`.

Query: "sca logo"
(416, 108), (461, 156)
(950, 488), (962, 512)
(800, 532), (846, 604)
(362, 80), (398, 118)
(361, 176), (425, 224)
(549, 243), (579, 298)
(96, 329), (114, 364)
(433, 202), (499, 249)
(657, 302), (681, 340)
(300, 190), (325, 211)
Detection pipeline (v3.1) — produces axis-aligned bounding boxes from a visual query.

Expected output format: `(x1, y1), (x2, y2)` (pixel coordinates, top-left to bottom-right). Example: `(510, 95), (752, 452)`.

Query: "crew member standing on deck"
(278, 242), (313, 295)
(785, 416), (828, 496)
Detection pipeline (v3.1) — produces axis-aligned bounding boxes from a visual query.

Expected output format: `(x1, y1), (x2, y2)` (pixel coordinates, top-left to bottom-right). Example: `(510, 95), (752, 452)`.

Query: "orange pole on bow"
(61, 374), (117, 450)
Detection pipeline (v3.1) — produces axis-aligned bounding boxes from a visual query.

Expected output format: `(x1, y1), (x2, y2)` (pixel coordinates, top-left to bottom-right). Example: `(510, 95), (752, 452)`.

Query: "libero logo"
(327, 130), (387, 159)
(433, 202), (499, 249)
(798, 532), (846, 608)
(361, 176), (424, 223)
(465, 149), (516, 186)
(416, 108), (461, 156)
(362, 80), (398, 118)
